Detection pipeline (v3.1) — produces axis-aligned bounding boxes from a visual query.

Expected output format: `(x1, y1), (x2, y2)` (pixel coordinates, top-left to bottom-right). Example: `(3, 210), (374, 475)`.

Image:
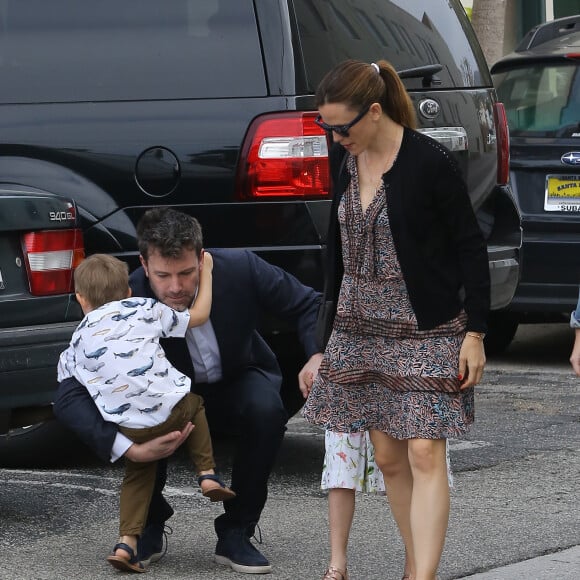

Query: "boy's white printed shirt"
(58, 297), (191, 428)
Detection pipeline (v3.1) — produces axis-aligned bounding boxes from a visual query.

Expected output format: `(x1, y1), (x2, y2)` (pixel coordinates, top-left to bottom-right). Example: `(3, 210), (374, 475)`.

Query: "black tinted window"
(293, 0), (491, 90)
(0, 0), (265, 103)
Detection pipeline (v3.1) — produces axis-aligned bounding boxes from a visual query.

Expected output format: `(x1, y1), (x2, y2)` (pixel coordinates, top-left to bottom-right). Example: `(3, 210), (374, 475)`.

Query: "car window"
(494, 63), (580, 136)
(293, 0), (491, 90)
(0, 0), (265, 103)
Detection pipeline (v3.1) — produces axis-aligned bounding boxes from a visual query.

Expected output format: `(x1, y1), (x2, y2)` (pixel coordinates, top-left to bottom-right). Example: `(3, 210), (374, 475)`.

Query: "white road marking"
(449, 439), (492, 451)
(1, 470), (205, 499)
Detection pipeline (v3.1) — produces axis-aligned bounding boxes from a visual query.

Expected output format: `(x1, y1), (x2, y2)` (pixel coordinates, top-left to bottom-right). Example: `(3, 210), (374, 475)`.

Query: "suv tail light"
(235, 112), (330, 199)
(22, 229), (85, 296)
(493, 102), (510, 186)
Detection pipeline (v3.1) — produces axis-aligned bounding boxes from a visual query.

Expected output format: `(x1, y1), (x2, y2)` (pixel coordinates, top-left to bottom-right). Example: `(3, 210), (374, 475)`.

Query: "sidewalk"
(460, 546), (580, 579)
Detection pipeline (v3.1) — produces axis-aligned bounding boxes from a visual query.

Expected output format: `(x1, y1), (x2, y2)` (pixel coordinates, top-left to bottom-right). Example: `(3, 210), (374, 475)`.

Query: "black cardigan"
(321, 127), (490, 342)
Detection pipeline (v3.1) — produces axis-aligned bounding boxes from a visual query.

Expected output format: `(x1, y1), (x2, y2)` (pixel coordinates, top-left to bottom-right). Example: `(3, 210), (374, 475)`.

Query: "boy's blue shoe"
(137, 523), (171, 566)
(214, 524), (272, 574)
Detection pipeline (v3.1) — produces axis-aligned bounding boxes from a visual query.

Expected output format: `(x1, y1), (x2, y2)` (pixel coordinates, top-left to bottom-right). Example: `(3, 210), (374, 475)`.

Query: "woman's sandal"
(197, 474), (236, 502)
(106, 542), (145, 573)
(323, 566), (348, 580)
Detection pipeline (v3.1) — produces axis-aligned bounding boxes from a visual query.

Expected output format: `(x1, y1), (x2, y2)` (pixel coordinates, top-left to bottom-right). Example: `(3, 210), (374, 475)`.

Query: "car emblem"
(418, 98), (440, 120)
(0, 268), (5, 290)
(561, 152), (580, 166)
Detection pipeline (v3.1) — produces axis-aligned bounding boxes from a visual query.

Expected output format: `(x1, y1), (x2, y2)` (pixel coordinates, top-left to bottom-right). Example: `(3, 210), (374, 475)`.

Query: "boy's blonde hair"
(74, 254), (129, 309)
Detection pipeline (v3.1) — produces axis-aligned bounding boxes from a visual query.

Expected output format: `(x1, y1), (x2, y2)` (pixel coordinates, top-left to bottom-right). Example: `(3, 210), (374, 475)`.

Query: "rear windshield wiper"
(397, 64), (443, 87)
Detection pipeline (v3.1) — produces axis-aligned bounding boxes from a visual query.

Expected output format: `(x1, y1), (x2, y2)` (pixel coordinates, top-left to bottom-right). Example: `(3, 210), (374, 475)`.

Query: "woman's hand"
(458, 334), (486, 389)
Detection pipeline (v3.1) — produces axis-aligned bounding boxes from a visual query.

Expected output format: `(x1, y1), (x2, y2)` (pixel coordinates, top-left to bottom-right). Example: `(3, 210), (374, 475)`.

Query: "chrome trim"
(418, 98), (440, 119)
(488, 258), (518, 270)
(417, 127), (468, 151)
(561, 152), (580, 166)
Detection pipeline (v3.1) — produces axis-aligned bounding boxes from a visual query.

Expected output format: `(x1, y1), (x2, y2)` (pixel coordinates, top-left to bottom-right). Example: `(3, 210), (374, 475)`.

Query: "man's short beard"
(170, 296), (194, 312)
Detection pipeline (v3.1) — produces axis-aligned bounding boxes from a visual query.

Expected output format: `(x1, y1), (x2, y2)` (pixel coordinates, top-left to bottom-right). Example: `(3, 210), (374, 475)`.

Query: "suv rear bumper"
(0, 322), (76, 415)
(485, 184), (522, 311)
(506, 230), (580, 314)
(488, 250), (520, 310)
(508, 283), (578, 314)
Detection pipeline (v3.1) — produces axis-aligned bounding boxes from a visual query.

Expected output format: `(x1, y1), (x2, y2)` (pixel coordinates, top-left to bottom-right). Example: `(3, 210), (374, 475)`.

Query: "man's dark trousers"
(147, 364), (287, 532)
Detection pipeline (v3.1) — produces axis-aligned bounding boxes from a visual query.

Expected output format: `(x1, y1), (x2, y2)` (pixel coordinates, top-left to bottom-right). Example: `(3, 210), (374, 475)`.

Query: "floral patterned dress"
(321, 431), (386, 493)
(321, 431), (454, 492)
(303, 155), (474, 440)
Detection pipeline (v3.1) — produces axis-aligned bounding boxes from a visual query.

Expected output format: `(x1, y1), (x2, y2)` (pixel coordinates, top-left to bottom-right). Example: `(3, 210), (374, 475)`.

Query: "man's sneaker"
(137, 523), (172, 567)
(214, 525), (272, 574)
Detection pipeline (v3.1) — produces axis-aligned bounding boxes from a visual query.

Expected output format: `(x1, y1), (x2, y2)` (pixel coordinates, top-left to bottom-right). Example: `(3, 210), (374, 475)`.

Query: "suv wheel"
(0, 421), (90, 467)
(484, 311), (519, 355)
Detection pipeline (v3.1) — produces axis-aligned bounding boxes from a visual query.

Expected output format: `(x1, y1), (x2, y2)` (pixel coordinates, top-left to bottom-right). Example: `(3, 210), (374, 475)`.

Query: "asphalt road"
(0, 323), (578, 579)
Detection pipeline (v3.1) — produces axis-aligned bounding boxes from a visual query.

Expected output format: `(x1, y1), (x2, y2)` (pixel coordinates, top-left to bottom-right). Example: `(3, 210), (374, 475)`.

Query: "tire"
(484, 311), (519, 355)
(0, 419), (93, 468)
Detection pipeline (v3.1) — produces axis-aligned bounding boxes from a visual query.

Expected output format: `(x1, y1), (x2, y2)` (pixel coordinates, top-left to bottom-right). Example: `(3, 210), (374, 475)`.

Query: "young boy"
(57, 253), (234, 573)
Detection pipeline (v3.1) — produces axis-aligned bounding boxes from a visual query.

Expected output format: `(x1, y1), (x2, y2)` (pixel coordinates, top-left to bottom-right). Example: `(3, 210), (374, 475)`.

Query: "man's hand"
(298, 353), (323, 399)
(124, 422), (194, 462)
(570, 329), (580, 376)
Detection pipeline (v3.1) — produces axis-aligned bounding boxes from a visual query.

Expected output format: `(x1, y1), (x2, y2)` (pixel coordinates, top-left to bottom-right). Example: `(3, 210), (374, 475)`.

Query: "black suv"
(490, 15), (580, 352)
(0, 0), (520, 463)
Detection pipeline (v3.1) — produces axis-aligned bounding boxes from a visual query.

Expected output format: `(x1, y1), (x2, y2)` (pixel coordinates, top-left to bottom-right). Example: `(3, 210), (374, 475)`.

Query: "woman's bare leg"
(370, 430), (416, 579)
(408, 438), (449, 580)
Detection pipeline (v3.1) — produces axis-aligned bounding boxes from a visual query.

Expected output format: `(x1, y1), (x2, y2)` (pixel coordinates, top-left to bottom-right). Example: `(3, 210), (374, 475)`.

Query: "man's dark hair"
(137, 207), (204, 260)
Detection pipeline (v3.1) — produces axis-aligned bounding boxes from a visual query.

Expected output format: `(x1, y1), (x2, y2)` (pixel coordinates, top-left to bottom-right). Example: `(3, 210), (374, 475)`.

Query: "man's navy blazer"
(54, 248), (322, 462)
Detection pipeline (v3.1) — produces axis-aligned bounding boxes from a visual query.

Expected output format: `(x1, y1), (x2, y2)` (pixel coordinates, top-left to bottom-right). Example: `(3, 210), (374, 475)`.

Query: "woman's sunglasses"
(314, 106), (370, 137)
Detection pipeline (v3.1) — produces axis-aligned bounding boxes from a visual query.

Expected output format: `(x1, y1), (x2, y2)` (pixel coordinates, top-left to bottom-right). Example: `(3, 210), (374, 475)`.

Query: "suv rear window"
(494, 62), (580, 137)
(0, 0), (265, 104)
(293, 0), (491, 90)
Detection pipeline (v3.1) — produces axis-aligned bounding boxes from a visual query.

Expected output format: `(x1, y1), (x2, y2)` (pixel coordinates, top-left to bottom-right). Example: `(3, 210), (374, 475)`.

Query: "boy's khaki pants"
(118, 393), (215, 536)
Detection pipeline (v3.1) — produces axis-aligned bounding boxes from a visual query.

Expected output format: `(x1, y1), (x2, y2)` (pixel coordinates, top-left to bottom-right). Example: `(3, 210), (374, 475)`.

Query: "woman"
(302, 59), (489, 580)
(569, 287), (580, 375)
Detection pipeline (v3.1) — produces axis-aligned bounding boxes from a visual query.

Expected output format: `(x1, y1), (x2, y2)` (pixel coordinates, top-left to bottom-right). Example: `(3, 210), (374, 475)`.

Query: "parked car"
(0, 0), (520, 464)
(0, 189), (84, 461)
(490, 15), (580, 352)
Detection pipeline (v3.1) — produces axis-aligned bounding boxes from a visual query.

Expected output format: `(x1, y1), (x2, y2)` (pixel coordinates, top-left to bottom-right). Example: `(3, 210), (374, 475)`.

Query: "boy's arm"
(187, 251), (213, 328)
(57, 342), (78, 382)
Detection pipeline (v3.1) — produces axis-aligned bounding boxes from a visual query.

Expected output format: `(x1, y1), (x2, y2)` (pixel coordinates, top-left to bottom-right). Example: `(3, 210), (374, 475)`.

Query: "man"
(54, 208), (323, 574)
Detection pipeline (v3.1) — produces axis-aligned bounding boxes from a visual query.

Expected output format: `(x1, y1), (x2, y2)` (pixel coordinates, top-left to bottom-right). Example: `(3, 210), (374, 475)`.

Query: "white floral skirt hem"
(321, 431), (454, 492)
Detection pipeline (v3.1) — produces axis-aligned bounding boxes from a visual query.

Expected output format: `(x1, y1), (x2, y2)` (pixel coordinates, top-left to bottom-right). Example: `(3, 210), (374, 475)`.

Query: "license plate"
(545, 175), (580, 211)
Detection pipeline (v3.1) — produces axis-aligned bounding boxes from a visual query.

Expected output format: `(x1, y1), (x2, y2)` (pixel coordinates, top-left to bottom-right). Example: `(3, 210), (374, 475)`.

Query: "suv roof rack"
(515, 15), (580, 52)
